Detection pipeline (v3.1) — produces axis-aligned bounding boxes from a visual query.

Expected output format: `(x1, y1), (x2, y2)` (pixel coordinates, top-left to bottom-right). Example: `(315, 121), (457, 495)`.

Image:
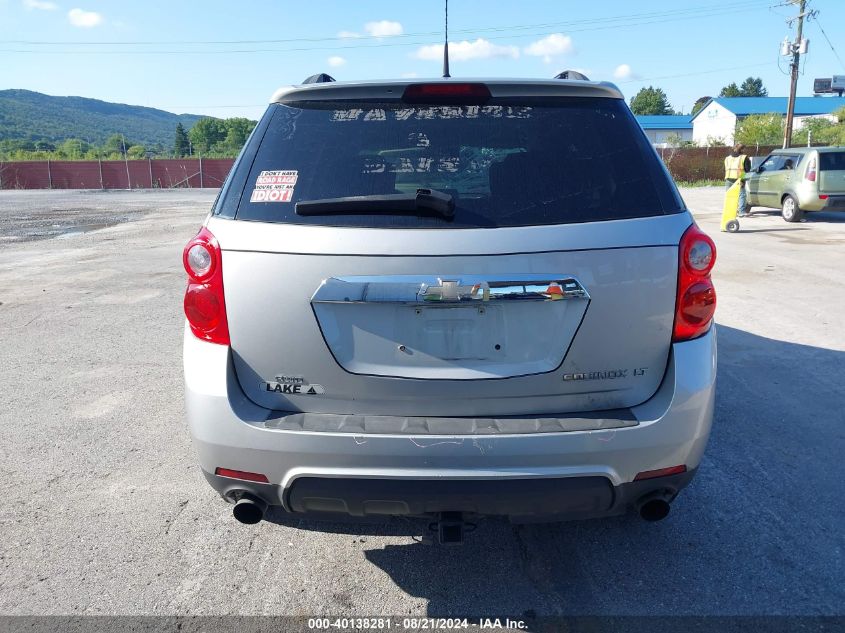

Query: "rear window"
(819, 152), (845, 171)
(230, 97), (683, 228)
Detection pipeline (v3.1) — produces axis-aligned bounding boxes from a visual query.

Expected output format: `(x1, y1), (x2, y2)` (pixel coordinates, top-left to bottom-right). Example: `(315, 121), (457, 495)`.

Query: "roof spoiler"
(301, 73), (336, 84)
(555, 70), (590, 81)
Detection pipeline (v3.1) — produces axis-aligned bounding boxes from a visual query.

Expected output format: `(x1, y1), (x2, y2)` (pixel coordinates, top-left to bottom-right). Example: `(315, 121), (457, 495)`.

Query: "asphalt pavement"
(0, 188), (842, 618)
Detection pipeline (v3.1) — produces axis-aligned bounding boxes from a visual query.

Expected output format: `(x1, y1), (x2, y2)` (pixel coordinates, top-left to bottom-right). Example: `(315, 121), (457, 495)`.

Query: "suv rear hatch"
(208, 81), (691, 417)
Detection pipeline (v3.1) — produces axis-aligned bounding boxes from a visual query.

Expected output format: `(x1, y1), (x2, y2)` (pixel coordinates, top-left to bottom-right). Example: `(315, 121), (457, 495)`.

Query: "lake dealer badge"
(263, 375), (325, 395)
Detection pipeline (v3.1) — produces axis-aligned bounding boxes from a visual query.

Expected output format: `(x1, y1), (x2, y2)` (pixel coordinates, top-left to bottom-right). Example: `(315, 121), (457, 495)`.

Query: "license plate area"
(406, 305), (504, 361)
(311, 274), (591, 379)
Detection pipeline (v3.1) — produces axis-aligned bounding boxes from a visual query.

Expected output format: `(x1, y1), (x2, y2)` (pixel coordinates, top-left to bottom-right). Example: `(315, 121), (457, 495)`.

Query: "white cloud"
(414, 38), (520, 62)
(524, 33), (574, 64)
(400, 72), (419, 79)
(23, 0), (58, 10)
(613, 64), (637, 80)
(67, 7), (102, 27)
(327, 55), (346, 67)
(337, 30), (360, 39)
(364, 20), (403, 38)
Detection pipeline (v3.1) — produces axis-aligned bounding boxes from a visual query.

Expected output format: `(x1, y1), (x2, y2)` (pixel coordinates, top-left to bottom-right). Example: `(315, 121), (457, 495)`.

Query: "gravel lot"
(0, 188), (842, 618)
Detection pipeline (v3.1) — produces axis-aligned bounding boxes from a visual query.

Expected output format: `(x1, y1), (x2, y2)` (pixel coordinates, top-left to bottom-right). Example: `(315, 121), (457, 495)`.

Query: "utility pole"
(783, 0), (807, 149)
(122, 134), (131, 189)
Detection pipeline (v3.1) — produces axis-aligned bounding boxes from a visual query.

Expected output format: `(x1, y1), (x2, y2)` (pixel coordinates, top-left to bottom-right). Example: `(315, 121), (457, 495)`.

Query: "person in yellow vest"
(724, 144), (751, 217)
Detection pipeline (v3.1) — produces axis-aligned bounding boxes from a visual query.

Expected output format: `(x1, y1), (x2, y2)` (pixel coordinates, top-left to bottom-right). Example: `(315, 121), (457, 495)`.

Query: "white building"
(634, 115), (693, 147)
(691, 96), (845, 146)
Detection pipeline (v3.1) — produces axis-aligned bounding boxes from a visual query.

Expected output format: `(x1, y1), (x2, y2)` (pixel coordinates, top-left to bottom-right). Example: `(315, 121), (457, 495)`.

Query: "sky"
(1, 0), (844, 121)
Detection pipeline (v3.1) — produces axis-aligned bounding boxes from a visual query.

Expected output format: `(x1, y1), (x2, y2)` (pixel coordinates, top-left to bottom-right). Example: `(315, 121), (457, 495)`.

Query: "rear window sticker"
(250, 170), (297, 203)
(363, 109), (386, 121)
(332, 109), (364, 122)
(409, 132), (430, 147)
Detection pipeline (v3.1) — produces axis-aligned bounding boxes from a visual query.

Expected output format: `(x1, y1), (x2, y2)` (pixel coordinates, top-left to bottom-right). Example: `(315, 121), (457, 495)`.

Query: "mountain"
(0, 89), (205, 147)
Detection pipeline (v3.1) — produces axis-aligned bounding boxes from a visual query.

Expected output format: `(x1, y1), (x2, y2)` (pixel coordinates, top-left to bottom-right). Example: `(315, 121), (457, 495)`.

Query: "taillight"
(673, 224), (717, 342)
(185, 242), (214, 281)
(806, 157), (817, 182)
(183, 227), (230, 345)
(402, 82), (491, 104)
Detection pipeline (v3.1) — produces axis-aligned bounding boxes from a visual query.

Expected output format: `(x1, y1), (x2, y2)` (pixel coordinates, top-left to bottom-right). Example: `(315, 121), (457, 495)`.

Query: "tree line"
(629, 76), (768, 116)
(0, 116), (257, 161)
(174, 117), (257, 157)
(735, 108), (845, 147)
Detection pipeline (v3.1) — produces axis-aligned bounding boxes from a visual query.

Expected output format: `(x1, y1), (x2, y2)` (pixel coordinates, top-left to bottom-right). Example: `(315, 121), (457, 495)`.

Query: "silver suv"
(182, 78), (717, 537)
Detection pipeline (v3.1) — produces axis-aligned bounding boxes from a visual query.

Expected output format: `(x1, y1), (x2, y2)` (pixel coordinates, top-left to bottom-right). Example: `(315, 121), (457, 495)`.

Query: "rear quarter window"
(819, 152), (845, 171)
(227, 97), (684, 228)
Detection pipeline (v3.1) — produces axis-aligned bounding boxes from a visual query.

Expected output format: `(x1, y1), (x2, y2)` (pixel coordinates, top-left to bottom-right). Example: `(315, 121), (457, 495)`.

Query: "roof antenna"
(442, 0), (451, 78)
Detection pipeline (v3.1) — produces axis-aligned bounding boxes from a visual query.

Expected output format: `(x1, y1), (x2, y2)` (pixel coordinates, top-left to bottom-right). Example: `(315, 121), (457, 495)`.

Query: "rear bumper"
(203, 467), (696, 522)
(797, 192), (845, 212)
(820, 195), (845, 211)
(184, 325), (717, 520)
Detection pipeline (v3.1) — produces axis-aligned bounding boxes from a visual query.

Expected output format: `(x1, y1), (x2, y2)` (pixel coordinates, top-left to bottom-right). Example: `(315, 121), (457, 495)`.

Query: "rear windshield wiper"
(295, 188), (455, 220)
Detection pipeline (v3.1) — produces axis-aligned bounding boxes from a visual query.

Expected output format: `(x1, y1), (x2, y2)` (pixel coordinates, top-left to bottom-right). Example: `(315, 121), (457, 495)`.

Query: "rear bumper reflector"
(633, 465), (687, 481)
(214, 467), (269, 483)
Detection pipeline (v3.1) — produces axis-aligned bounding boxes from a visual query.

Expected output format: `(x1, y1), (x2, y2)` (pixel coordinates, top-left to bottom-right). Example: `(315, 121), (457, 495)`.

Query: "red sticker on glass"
(250, 170), (297, 202)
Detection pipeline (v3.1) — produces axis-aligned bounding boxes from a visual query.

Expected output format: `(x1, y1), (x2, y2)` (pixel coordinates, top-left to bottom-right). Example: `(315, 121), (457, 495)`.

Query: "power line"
(0, 5), (777, 56)
(809, 14), (845, 71)
(0, 55), (796, 118)
(174, 104), (266, 108)
(616, 61), (774, 84)
(0, 0), (771, 47)
(130, 61), (780, 112)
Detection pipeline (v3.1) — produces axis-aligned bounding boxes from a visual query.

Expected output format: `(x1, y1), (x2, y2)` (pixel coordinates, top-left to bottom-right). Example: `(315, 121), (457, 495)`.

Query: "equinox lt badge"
(563, 368), (647, 381)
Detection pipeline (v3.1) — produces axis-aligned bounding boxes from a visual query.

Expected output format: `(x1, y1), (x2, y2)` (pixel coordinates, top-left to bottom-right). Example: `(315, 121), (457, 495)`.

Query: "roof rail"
(555, 70), (590, 81)
(301, 73), (336, 84)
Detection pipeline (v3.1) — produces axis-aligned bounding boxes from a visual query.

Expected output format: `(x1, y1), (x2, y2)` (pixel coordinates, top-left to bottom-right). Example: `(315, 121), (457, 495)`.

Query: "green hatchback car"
(745, 147), (845, 222)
